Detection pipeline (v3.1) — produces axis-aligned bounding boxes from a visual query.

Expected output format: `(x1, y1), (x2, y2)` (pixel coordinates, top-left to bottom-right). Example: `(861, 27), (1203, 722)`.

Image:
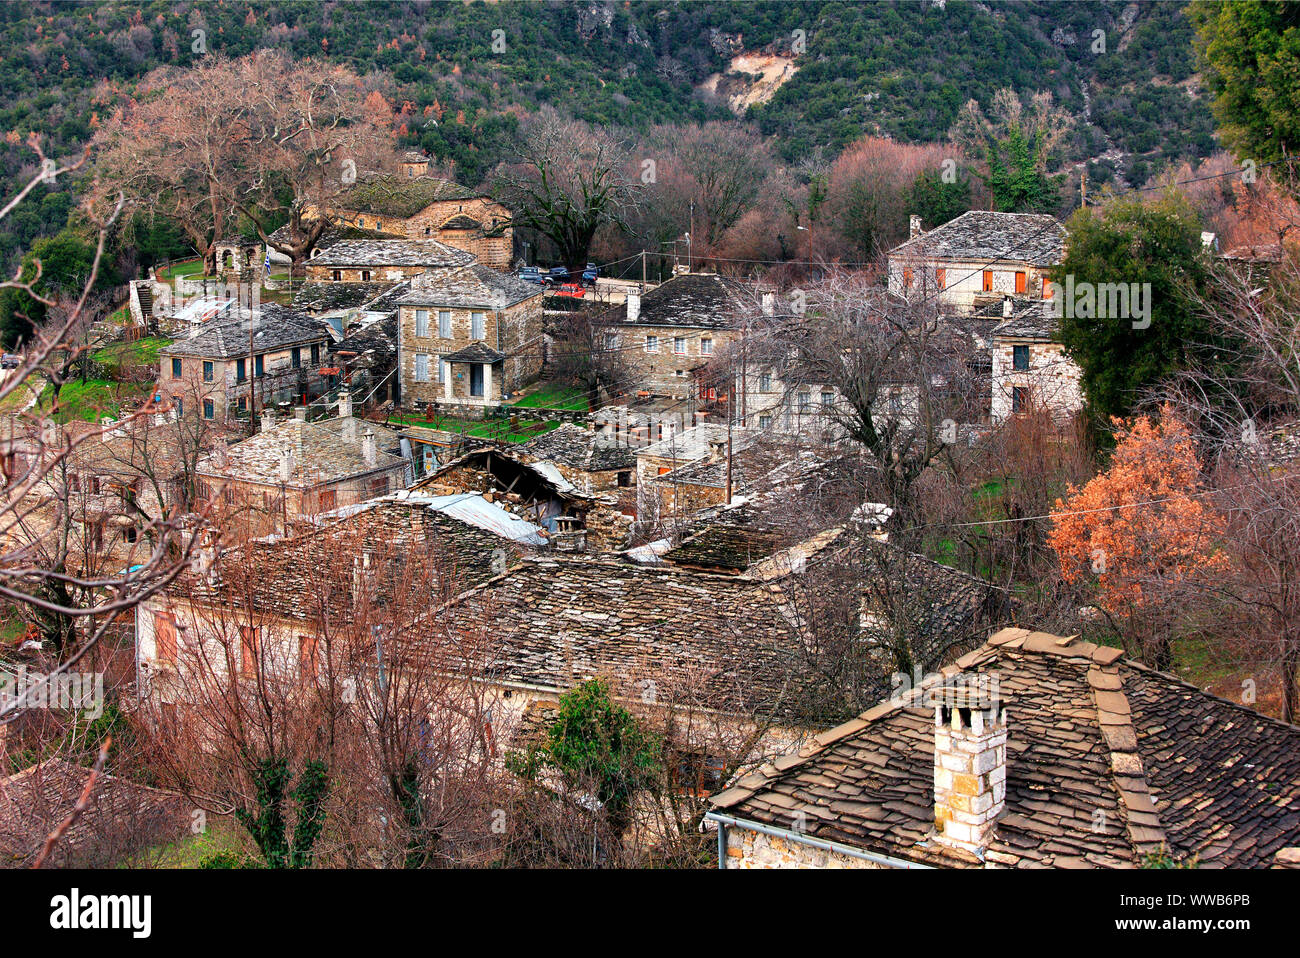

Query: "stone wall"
(607, 325), (736, 399)
(311, 195), (513, 270)
(304, 263), (429, 283)
(990, 338), (1083, 424)
(887, 256), (1053, 314)
(724, 827), (882, 869)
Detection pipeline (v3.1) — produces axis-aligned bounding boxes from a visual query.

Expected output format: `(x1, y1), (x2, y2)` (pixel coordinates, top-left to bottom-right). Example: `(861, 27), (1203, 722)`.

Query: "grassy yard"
(39, 378), (155, 423)
(511, 382), (591, 411)
(92, 336), (173, 368)
(141, 815), (257, 869)
(388, 412), (560, 444)
(156, 258), (205, 282)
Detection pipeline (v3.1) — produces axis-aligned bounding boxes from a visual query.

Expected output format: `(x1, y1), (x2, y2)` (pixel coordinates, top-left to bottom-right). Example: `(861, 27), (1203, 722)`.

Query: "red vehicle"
(553, 282), (587, 298)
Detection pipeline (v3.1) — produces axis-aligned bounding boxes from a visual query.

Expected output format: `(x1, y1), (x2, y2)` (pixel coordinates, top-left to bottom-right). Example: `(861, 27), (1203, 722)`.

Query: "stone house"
(887, 211), (1066, 314)
(396, 264), (544, 412)
(517, 423), (638, 496)
(634, 423), (757, 530)
(597, 273), (743, 400)
(709, 627), (1300, 868)
(194, 401), (408, 539)
(303, 174), (513, 270)
(156, 305), (333, 422)
(989, 302), (1084, 424)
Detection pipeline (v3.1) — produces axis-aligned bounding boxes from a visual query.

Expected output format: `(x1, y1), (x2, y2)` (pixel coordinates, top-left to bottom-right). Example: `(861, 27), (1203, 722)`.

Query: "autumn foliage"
(1048, 407), (1229, 616)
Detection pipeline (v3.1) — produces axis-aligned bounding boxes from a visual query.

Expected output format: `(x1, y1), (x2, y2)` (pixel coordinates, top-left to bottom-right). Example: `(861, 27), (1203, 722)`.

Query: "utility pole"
(641, 249), (646, 285)
(1081, 167), (1087, 209)
(725, 391), (733, 505)
(688, 201), (695, 273)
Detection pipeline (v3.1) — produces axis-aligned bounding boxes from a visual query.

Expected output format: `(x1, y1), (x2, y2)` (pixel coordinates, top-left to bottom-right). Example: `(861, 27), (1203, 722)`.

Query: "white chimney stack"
(279, 446), (295, 483)
(932, 686), (1007, 853)
(761, 291), (775, 316)
(1003, 295), (1014, 318)
(362, 428), (377, 466)
(338, 390), (353, 419)
(294, 406), (307, 421)
(910, 214), (923, 239)
(626, 288), (641, 323)
(260, 409), (275, 433)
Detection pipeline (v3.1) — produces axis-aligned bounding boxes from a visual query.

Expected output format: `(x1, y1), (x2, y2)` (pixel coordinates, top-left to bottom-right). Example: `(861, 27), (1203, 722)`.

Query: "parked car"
(553, 282), (586, 298)
(1, 354), (20, 369)
(518, 266), (545, 285)
(581, 263), (599, 286)
(546, 266), (570, 285)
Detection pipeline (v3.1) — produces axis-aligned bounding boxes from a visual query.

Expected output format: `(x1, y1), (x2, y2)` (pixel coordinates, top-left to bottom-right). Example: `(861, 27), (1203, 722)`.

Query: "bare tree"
(492, 108), (642, 275)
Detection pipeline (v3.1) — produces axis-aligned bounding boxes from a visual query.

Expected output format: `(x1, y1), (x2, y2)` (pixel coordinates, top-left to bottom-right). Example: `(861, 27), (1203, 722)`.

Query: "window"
(436, 356), (445, 383)
(1012, 386), (1028, 413)
(299, 635), (318, 680)
(798, 391), (811, 413)
(674, 337), (686, 355)
(617, 471), (631, 488)
(414, 354), (430, 382)
(701, 338), (713, 356)
(331, 269), (342, 282)
(123, 526), (138, 543)
(310, 343), (321, 365)
(645, 335), (659, 353)
(438, 311), (451, 338)
(982, 270), (994, 292)
(1014, 271), (1027, 294)
(203, 399), (214, 420)
(415, 310), (430, 338)
(175, 397), (183, 418)
(317, 489), (337, 513)
(236, 358), (246, 383)
(368, 476), (389, 496)
(360, 270), (371, 282)
(935, 267), (946, 289)
(759, 415), (772, 430)
(821, 390), (834, 408)
(471, 312), (485, 340)
(1012, 344), (1030, 371)
(291, 347), (301, 369)
(171, 358), (182, 380)
(254, 354), (264, 378)
(657, 466), (672, 476)
(237, 397), (246, 412)
(603, 333), (618, 351)
(240, 626), (259, 676)
(154, 613), (177, 664)
(903, 268), (914, 289)
(1042, 276), (1054, 299)
(202, 360), (214, 382)
(759, 372), (772, 393)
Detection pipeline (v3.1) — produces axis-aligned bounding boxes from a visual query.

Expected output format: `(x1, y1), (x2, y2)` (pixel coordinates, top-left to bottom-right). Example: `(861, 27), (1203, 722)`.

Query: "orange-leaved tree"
(1047, 406), (1229, 667)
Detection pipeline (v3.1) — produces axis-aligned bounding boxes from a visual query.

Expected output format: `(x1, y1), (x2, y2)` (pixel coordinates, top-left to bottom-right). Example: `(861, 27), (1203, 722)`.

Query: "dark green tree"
(905, 168), (972, 230)
(233, 757), (331, 869)
(1052, 196), (1221, 423)
(1192, 1), (1300, 166)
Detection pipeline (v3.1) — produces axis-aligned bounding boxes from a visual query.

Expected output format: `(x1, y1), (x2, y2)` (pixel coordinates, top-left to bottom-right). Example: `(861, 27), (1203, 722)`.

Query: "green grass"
(156, 258), (204, 281)
(510, 383), (591, 411)
(39, 378), (154, 423)
(92, 336), (173, 367)
(139, 815), (256, 869)
(388, 412), (561, 444)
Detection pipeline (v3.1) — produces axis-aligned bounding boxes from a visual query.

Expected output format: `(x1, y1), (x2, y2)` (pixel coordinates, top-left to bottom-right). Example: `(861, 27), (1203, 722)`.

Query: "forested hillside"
(1, 0), (1216, 269)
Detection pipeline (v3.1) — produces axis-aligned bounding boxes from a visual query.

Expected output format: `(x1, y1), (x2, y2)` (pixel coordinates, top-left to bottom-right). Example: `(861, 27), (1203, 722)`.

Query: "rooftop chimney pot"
(362, 429), (377, 466)
(626, 289), (641, 323)
(910, 214), (923, 239)
(932, 683), (1007, 853)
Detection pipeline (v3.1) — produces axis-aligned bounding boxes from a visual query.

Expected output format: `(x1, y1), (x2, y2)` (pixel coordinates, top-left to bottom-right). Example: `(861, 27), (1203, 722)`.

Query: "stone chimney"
(1003, 295), (1014, 318)
(279, 446), (295, 483)
(362, 428), (377, 466)
(338, 390), (353, 419)
(709, 438), (726, 461)
(761, 291), (775, 316)
(1201, 231), (1218, 251)
(294, 406), (307, 421)
(260, 409), (275, 433)
(910, 214), (923, 239)
(932, 688), (1007, 853)
(626, 288), (641, 323)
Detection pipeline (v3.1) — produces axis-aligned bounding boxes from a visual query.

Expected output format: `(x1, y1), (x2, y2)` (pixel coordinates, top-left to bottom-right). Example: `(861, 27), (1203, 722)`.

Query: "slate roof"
(438, 555), (808, 717)
(601, 273), (744, 329)
(397, 262), (542, 310)
(268, 223), (404, 250)
(991, 300), (1059, 340)
(292, 282), (400, 314)
(333, 314), (398, 369)
(519, 423), (638, 473)
(159, 304), (329, 359)
(333, 174), (484, 218)
(198, 417), (404, 488)
(0, 760), (188, 868)
(443, 342), (507, 364)
(712, 628), (1300, 868)
(889, 211), (1066, 267)
(178, 497), (526, 621)
(309, 239), (475, 269)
